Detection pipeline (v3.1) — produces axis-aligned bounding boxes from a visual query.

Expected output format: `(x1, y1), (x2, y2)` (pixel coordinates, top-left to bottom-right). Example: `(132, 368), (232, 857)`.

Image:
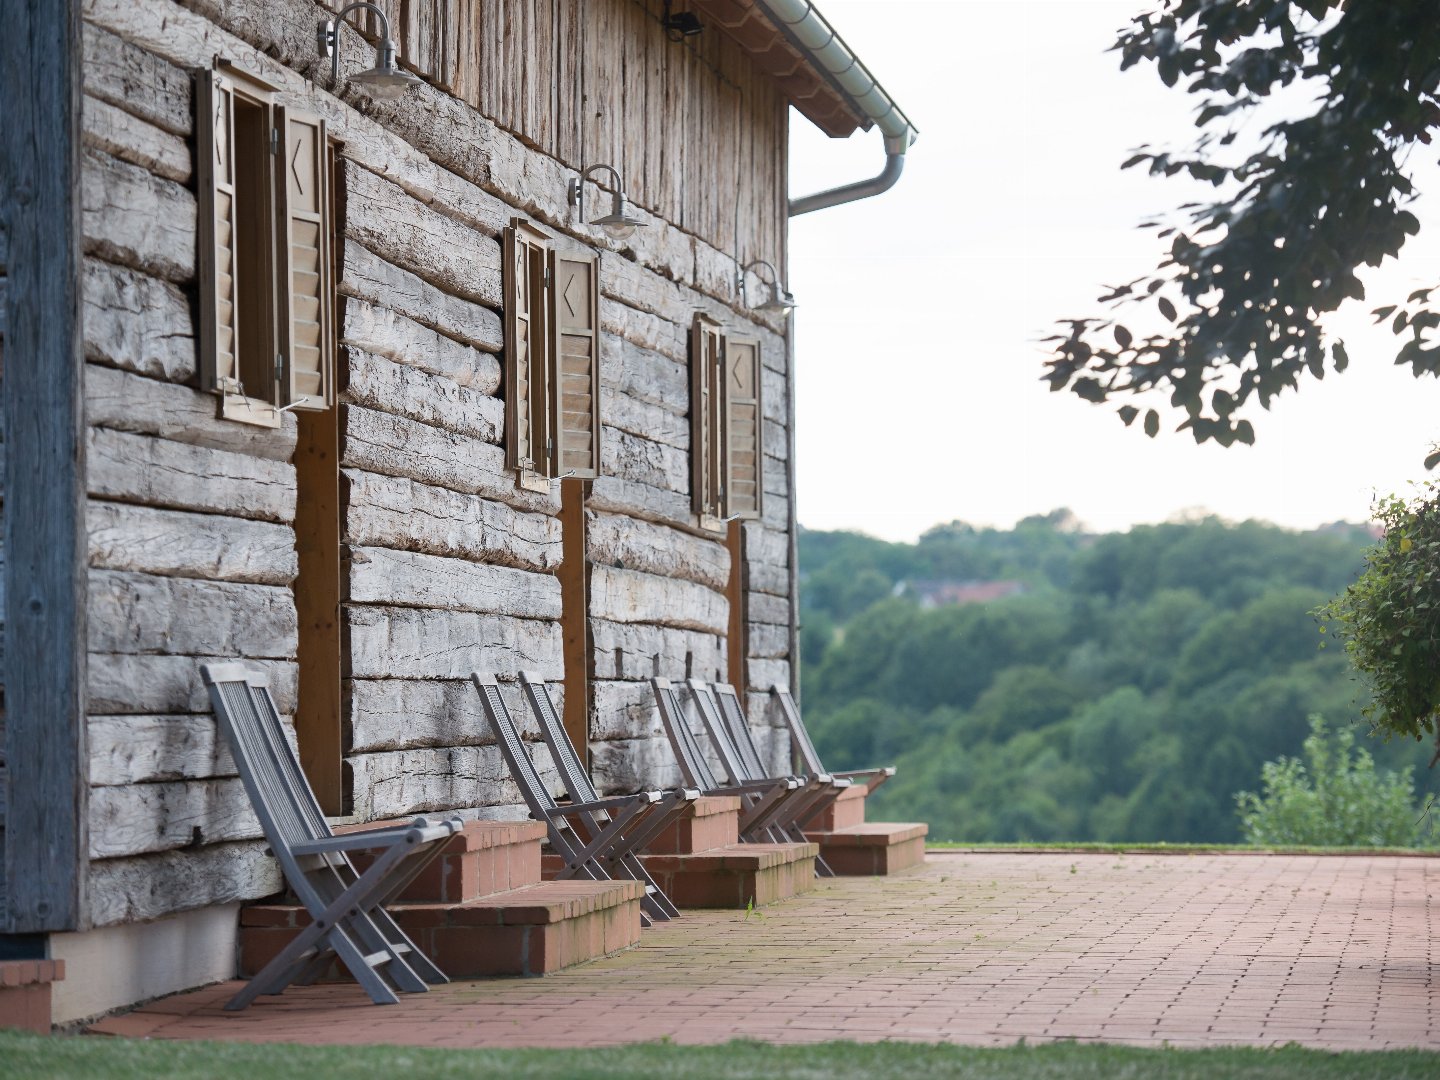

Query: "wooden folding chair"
(202, 663), (463, 1009)
(772, 684), (896, 794)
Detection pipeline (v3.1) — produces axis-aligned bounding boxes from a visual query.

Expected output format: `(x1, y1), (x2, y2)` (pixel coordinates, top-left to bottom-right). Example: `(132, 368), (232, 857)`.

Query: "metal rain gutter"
(755, 0), (917, 216)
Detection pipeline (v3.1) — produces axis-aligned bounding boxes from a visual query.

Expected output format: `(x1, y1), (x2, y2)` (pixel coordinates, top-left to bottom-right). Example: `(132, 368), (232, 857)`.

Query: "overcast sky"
(785, 0), (1440, 541)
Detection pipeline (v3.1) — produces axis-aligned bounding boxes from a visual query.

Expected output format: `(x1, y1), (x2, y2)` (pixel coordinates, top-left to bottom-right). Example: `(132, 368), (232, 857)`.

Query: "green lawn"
(4, 1032), (1438, 1080)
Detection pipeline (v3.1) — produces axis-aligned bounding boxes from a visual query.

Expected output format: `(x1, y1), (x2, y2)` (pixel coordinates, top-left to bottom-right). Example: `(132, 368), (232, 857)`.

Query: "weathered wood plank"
(82, 24), (192, 137)
(602, 331), (688, 410)
(346, 545), (561, 619)
(600, 426), (689, 495)
(587, 474), (693, 531)
(87, 654), (297, 716)
(82, 94), (190, 184)
(747, 622), (790, 661)
(746, 560), (790, 599)
(349, 677), (490, 754)
(343, 469), (562, 573)
(600, 298), (688, 366)
(346, 606), (562, 680)
(599, 386), (688, 451)
(83, 258), (196, 383)
(82, 147), (194, 283)
(89, 778), (260, 860)
(343, 348), (502, 445)
(589, 620), (726, 683)
(87, 841), (282, 928)
(341, 296), (500, 391)
(589, 679), (662, 742)
(87, 501), (298, 586)
(88, 568), (296, 659)
(347, 743), (541, 820)
(589, 565), (728, 636)
(88, 715), (235, 787)
(586, 511), (729, 592)
(340, 241), (503, 354)
(87, 428), (297, 524)
(745, 657), (792, 695)
(747, 592), (791, 627)
(743, 525), (790, 569)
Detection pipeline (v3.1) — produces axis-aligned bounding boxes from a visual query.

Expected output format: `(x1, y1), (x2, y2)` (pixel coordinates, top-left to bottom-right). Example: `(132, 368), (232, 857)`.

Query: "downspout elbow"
(788, 135), (908, 217)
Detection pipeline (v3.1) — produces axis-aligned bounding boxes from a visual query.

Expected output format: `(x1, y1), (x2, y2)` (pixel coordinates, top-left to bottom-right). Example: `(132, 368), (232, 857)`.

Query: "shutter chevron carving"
(550, 250), (600, 479)
(724, 336), (762, 520)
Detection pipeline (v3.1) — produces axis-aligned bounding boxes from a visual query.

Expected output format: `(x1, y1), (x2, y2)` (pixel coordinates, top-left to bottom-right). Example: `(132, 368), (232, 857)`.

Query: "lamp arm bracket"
(322, 1), (393, 85)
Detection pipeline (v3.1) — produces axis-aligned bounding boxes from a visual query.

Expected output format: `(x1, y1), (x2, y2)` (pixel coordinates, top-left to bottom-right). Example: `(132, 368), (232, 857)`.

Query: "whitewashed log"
(343, 162), (501, 308)
(83, 259), (195, 383)
(83, 94), (190, 184)
(346, 606), (562, 680)
(343, 469), (561, 573)
(82, 24), (192, 136)
(343, 404), (559, 515)
(347, 743), (546, 820)
(82, 147), (195, 283)
(88, 427), (296, 524)
(763, 454), (789, 498)
(349, 677), (489, 754)
(586, 512), (729, 592)
(346, 545), (561, 619)
(87, 363), (297, 462)
(342, 297), (500, 392)
(587, 474), (693, 531)
(600, 427), (689, 495)
(600, 297), (687, 366)
(589, 565), (728, 636)
(746, 623), (790, 661)
(749, 592), (791, 627)
(763, 416), (789, 462)
(744, 525), (790, 570)
(600, 386), (688, 451)
(589, 620), (726, 683)
(762, 493), (788, 531)
(590, 680), (664, 742)
(89, 777), (261, 859)
(746, 658), (792, 695)
(762, 368), (788, 425)
(589, 735), (683, 798)
(746, 560), (790, 599)
(87, 841), (282, 928)
(87, 653), (298, 716)
(88, 501), (298, 586)
(603, 332), (688, 410)
(341, 241), (503, 354)
(88, 568), (297, 658)
(88, 714), (236, 787)
(343, 348), (502, 445)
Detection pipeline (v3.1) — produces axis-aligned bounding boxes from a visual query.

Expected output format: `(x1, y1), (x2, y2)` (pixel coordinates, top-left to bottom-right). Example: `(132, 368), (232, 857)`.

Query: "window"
(197, 61), (336, 427)
(502, 218), (601, 491)
(691, 315), (763, 527)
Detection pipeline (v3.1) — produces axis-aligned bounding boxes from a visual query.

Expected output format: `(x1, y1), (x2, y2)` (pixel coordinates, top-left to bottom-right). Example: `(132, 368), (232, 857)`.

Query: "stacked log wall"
(77, 0), (796, 930)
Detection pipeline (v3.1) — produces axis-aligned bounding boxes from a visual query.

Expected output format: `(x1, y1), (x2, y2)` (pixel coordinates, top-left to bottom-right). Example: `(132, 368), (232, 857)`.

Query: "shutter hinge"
(275, 353), (284, 382)
(270, 128), (280, 155)
(543, 265), (552, 286)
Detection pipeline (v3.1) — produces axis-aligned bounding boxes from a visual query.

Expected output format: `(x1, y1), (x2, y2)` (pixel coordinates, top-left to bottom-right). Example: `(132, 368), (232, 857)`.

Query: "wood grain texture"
(345, 605), (562, 680)
(589, 565), (728, 636)
(586, 511), (730, 592)
(87, 501), (298, 586)
(89, 778), (260, 859)
(87, 841), (282, 928)
(341, 297), (501, 389)
(87, 568), (296, 658)
(340, 240), (503, 354)
(346, 545), (562, 619)
(83, 260), (196, 383)
(81, 147), (195, 284)
(342, 348), (503, 445)
(88, 714), (237, 788)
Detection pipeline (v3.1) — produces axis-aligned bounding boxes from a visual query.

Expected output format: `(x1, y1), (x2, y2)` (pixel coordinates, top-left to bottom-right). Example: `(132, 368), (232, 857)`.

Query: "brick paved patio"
(88, 852), (1440, 1050)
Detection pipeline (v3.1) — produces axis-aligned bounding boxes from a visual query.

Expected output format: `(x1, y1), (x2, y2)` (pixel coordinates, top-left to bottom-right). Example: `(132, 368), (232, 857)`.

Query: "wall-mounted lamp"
(568, 163), (647, 241)
(737, 259), (797, 313)
(318, 2), (423, 99)
(663, 1), (704, 41)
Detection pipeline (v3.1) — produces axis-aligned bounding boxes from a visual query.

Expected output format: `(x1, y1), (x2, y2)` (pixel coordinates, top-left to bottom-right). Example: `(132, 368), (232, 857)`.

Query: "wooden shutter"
(276, 106), (334, 411)
(196, 67), (240, 399)
(691, 314), (724, 519)
(549, 249), (600, 479)
(723, 336), (762, 520)
(504, 219), (552, 488)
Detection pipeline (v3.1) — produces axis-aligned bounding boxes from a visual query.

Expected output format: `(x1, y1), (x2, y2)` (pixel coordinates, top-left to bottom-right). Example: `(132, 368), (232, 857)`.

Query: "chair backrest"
(713, 683), (770, 780)
(686, 679), (752, 784)
(771, 685), (825, 776)
(651, 677), (719, 790)
(202, 663), (331, 853)
(471, 673), (561, 820)
(519, 671), (600, 804)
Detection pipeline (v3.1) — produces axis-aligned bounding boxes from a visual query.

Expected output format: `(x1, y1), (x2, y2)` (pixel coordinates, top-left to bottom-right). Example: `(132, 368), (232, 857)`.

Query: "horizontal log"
(83, 147), (194, 283)
(340, 241), (502, 354)
(88, 427), (297, 524)
(88, 568), (297, 659)
(589, 620), (726, 683)
(346, 545), (561, 619)
(83, 24), (193, 137)
(347, 743), (542, 821)
(89, 714), (236, 787)
(600, 386), (688, 452)
(589, 735), (683, 799)
(600, 427), (688, 496)
(84, 259), (195, 383)
(743, 525), (790, 570)
(349, 677), (489, 754)
(82, 93), (190, 184)
(343, 347), (502, 445)
(88, 501), (298, 586)
(746, 560), (790, 599)
(88, 653), (297, 716)
(602, 332), (688, 411)
(343, 469), (561, 573)
(763, 416), (789, 461)
(761, 492), (789, 531)
(746, 623), (790, 661)
(763, 454), (789, 498)
(586, 474), (693, 530)
(589, 565), (728, 636)
(748, 592), (792, 627)
(346, 606), (562, 680)
(341, 296), (500, 392)
(87, 840), (282, 928)
(762, 368), (789, 426)
(343, 161), (501, 308)
(745, 658), (792, 696)
(87, 364), (298, 462)
(600, 297), (687, 366)
(590, 680), (663, 742)
(586, 512), (729, 592)
(89, 777), (260, 859)
(343, 404), (558, 515)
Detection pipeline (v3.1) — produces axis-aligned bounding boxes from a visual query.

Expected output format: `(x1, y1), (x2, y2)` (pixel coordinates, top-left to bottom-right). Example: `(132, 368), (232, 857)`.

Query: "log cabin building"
(0, 0), (916, 1025)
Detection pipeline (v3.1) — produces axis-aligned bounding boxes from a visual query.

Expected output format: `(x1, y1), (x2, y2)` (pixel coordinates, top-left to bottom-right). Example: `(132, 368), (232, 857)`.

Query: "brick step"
(240, 878), (645, 980)
(644, 795), (741, 854)
(343, 819), (548, 903)
(805, 822), (929, 876)
(0, 959), (65, 1034)
(808, 783), (868, 831)
(637, 842), (818, 908)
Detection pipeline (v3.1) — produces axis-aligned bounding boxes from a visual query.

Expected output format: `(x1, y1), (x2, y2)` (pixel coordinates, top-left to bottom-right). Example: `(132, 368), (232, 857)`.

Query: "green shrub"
(1235, 715), (1432, 846)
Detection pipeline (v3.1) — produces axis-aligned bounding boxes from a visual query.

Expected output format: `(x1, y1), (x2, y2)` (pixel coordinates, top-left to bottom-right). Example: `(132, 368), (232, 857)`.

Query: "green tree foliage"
(799, 514), (1438, 843)
(1043, 2), (1440, 448)
(1236, 715), (1433, 846)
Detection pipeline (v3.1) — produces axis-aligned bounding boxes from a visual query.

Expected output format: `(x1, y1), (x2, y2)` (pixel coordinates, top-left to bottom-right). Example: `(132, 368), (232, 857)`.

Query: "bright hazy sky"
(785, 0), (1440, 541)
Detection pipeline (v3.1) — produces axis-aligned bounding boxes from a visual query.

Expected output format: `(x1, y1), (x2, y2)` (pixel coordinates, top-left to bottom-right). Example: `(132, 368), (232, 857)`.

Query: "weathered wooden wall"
(77, 0), (797, 932)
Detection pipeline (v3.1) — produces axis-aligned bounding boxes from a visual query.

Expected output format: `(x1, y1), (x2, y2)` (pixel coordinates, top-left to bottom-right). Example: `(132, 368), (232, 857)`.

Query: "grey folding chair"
(472, 672), (688, 923)
(202, 663), (463, 1009)
(517, 671), (698, 920)
(650, 676), (805, 843)
(772, 684), (896, 794)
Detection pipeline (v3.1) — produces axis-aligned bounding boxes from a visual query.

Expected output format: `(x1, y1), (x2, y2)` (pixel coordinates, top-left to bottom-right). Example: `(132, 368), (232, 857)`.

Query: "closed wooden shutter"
(723, 336), (762, 520)
(196, 67), (240, 398)
(503, 219), (552, 487)
(691, 314), (724, 518)
(276, 106), (334, 411)
(549, 250), (600, 479)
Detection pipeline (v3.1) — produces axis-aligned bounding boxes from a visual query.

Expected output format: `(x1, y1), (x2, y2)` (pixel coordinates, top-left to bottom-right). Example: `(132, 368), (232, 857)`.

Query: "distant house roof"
(902, 580), (1029, 609)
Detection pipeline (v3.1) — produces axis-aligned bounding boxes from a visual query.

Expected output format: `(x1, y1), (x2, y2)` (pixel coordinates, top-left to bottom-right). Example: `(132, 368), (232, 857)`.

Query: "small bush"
(1235, 715), (1433, 847)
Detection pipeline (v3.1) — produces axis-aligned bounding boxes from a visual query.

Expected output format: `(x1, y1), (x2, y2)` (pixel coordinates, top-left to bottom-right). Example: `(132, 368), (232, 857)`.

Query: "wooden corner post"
(1, 0), (88, 932)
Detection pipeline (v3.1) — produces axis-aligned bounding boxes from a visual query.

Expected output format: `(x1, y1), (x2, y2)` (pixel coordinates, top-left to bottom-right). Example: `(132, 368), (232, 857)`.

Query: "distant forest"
(797, 512), (1440, 843)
